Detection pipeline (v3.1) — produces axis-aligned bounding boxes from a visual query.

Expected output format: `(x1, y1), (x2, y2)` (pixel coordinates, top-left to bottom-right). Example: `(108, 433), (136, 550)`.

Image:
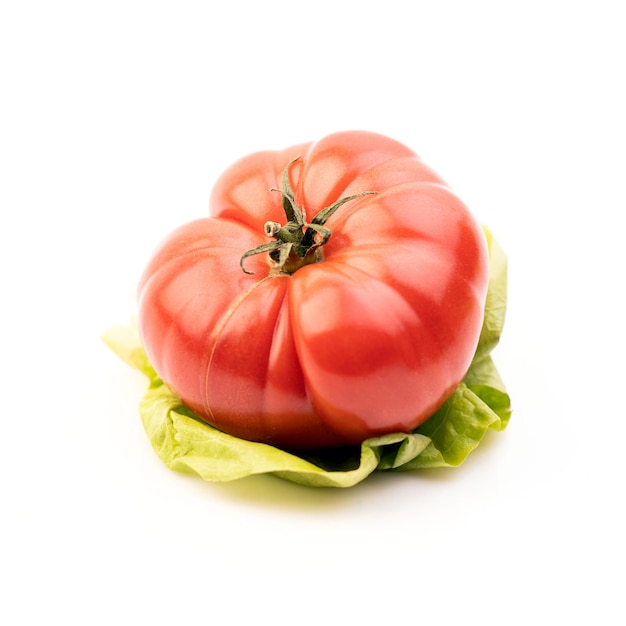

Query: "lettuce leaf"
(102, 227), (510, 487)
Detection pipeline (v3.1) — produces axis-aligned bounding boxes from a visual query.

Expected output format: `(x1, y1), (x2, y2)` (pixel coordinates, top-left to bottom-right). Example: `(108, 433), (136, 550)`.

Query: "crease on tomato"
(320, 156), (449, 230)
(264, 284), (348, 448)
(202, 274), (276, 426)
(201, 271), (351, 449)
(209, 144), (310, 231)
(294, 131), (416, 213)
(324, 181), (460, 241)
(288, 263), (445, 439)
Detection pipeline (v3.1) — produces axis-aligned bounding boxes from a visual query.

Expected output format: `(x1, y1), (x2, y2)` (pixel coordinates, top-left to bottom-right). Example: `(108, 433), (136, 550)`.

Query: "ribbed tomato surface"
(137, 131), (488, 449)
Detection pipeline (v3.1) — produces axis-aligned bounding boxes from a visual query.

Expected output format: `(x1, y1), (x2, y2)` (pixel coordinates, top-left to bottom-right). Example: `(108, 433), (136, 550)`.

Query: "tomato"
(137, 131), (489, 449)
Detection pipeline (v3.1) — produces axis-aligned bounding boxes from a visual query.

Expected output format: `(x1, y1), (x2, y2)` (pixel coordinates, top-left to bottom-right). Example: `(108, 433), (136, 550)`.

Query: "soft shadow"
(206, 461), (460, 510)
(207, 471), (377, 512)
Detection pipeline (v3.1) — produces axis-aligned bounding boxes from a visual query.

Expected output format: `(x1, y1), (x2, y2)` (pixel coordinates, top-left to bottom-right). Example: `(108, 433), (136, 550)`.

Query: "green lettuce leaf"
(102, 226), (510, 488)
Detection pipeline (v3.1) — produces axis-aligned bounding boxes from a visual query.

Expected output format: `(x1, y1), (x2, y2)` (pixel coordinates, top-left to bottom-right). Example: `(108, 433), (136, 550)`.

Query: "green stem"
(240, 159), (375, 275)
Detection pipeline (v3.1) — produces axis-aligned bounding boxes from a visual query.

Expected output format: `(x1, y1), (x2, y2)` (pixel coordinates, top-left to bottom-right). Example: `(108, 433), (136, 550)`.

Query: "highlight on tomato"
(137, 131), (490, 449)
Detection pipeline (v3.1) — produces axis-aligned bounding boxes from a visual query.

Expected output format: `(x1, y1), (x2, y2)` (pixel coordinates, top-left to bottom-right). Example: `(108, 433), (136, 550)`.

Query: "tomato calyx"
(240, 157), (376, 275)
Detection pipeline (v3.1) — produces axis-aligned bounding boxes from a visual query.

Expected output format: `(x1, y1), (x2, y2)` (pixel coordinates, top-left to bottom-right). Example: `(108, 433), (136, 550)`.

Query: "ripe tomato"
(137, 131), (489, 449)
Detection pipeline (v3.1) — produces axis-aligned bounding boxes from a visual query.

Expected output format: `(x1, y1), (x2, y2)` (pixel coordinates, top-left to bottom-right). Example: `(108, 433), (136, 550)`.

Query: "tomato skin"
(137, 131), (489, 449)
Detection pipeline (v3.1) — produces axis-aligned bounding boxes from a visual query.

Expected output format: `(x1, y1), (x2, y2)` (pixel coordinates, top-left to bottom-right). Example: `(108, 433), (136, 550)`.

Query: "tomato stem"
(240, 158), (375, 275)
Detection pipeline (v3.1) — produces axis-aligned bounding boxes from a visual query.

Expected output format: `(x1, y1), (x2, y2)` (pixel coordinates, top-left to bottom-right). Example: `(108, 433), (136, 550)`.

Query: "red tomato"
(137, 131), (489, 449)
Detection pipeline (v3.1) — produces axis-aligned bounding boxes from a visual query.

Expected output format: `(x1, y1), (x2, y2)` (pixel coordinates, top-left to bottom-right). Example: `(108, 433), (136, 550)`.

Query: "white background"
(2, 1), (624, 624)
